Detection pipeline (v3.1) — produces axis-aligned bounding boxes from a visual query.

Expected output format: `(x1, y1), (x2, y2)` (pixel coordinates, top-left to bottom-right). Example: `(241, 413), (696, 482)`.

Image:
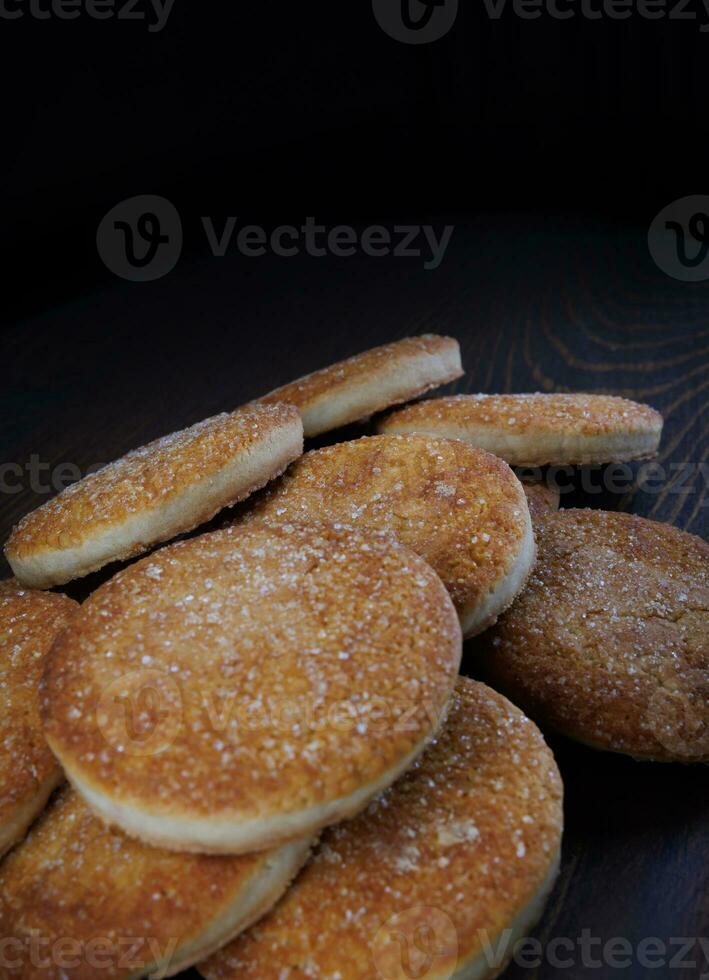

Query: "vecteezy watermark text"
(0, 456), (106, 495)
(370, 906), (709, 979)
(2, 456), (708, 504)
(0, 0), (174, 30)
(201, 217), (454, 270)
(482, 0), (709, 30)
(374, 0), (709, 41)
(96, 195), (456, 281)
(0, 935), (178, 976)
(3, 923), (708, 977)
(479, 928), (709, 975)
(516, 460), (709, 502)
(96, 668), (447, 757)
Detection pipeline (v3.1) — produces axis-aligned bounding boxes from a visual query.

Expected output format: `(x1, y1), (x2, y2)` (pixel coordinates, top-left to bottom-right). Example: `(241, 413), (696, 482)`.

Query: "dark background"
(2, 0), (709, 317)
(1, 2), (708, 979)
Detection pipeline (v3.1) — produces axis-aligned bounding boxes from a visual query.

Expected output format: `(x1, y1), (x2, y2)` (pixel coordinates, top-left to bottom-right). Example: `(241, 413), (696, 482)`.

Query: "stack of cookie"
(0, 335), (705, 979)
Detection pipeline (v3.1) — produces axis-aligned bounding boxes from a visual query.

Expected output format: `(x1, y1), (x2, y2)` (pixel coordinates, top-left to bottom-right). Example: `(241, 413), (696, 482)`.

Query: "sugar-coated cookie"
(483, 509), (709, 762)
(379, 393), (662, 466)
(240, 434), (534, 637)
(0, 580), (78, 857)
(258, 335), (463, 437)
(201, 677), (563, 980)
(0, 788), (312, 978)
(5, 403), (303, 588)
(41, 524), (461, 853)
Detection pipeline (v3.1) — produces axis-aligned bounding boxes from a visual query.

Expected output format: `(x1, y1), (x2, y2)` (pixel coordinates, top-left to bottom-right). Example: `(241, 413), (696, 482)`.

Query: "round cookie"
(258, 334), (463, 438)
(521, 480), (560, 520)
(200, 677), (564, 980)
(482, 509), (709, 762)
(378, 393), (663, 466)
(0, 580), (78, 858)
(41, 523), (461, 854)
(239, 434), (535, 637)
(0, 787), (312, 979)
(5, 403), (303, 589)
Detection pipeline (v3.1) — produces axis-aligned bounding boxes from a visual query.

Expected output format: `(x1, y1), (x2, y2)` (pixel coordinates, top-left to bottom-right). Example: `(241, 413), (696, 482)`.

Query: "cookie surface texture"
(201, 677), (563, 980)
(240, 434), (535, 637)
(379, 393), (663, 466)
(258, 334), (463, 437)
(5, 403), (303, 588)
(483, 509), (709, 762)
(0, 788), (312, 979)
(0, 580), (78, 857)
(41, 523), (462, 853)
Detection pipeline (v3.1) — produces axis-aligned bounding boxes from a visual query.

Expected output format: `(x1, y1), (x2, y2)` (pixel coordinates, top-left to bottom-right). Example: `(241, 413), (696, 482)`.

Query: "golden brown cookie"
(0, 580), (78, 858)
(379, 393), (663, 466)
(200, 677), (563, 980)
(5, 403), (303, 589)
(239, 434), (534, 637)
(0, 787), (312, 979)
(483, 509), (709, 762)
(258, 335), (463, 437)
(41, 523), (461, 854)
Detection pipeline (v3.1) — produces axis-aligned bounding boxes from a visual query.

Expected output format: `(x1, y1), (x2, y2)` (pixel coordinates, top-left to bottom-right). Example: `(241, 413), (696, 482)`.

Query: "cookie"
(239, 434), (534, 637)
(483, 509), (709, 762)
(0, 788), (312, 978)
(0, 580), (78, 858)
(41, 523), (461, 854)
(200, 677), (563, 980)
(379, 393), (663, 466)
(5, 403), (303, 589)
(258, 335), (463, 437)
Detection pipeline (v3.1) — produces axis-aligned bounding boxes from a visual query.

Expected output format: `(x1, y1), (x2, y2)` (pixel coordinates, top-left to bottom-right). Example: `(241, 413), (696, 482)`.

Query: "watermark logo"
(96, 669), (183, 756)
(648, 195), (709, 282)
(0, 935), (179, 975)
(372, 907), (458, 979)
(96, 199), (455, 281)
(477, 928), (709, 973)
(97, 194), (182, 282)
(0, 456), (105, 495)
(372, 0), (459, 43)
(375, 0), (709, 38)
(483, 0), (709, 30)
(0, 0), (175, 32)
(201, 216), (453, 270)
(4, 455), (707, 506)
(92, 677), (447, 757)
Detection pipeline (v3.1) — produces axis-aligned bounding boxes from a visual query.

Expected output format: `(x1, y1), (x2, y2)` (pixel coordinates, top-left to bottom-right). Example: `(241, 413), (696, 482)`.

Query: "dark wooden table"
(2, 216), (707, 979)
